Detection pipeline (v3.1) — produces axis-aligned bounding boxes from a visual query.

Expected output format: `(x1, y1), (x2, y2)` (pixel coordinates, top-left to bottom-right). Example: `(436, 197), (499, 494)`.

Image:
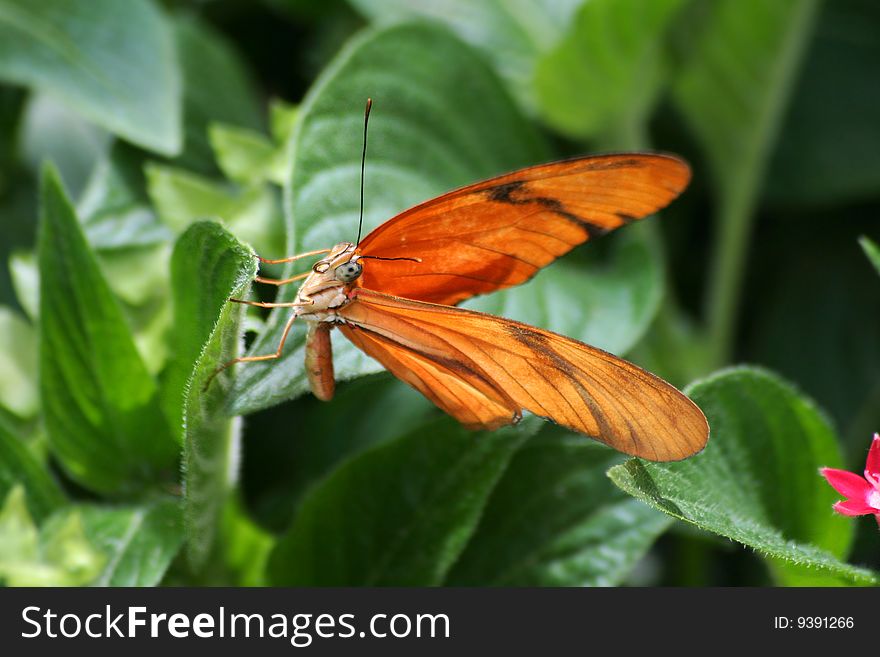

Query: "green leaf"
(268, 416), (540, 585)
(860, 236), (880, 277)
(349, 0), (582, 110)
(0, 487), (106, 586)
(766, 0), (880, 207)
(165, 222), (255, 439)
(448, 426), (671, 585)
(0, 0), (181, 154)
(145, 163), (283, 258)
(269, 99), (298, 144)
(20, 92), (109, 199)
(94, 246), (174, 379)
(173, 222), (257, 569)
(464, 222), (663, 356)
(0, 486), (40, 583)
(672, 0), (821, 366)
(0, 406), (36, 446)
(9, 250), (38, 321)
(230, 22), (551, 415)
(76, 500), (184, 586)
(209, 123), (287, 186)
(0, 306), (38, 418)
(608, 367), (877, 585)
(533, 0), (685, 141)
(40, 510), (107, 586)
(38, 164), (177, 495)
(244, 374), (435, 531)
(173, 14), (262, 172)
(0, 424), (63, 523)
(14, 148), (174, 374)
(78, 142), (172, 251)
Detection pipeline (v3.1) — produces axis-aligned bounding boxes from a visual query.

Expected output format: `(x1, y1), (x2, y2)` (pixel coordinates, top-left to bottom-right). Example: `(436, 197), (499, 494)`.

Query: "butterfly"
(218, 102), (708, 462)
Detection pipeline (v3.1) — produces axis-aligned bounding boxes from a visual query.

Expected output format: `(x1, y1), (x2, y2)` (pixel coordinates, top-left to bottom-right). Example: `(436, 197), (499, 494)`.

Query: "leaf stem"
(704, 0), (820, 369)
(705, 180), (758, 369)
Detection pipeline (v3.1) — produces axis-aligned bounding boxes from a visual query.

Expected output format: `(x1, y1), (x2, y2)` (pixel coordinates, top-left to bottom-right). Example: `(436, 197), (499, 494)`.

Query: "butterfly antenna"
(356, 97), (372, 246)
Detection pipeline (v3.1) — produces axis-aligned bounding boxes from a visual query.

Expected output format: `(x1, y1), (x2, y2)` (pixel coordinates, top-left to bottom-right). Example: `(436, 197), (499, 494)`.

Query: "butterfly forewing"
(337, 289), (708, 461)
(356, 153), (690, 306)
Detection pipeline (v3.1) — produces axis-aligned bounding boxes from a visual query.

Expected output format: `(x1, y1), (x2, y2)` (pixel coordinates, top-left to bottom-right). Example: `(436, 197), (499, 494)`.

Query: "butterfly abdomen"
(305, 322), (335, 401)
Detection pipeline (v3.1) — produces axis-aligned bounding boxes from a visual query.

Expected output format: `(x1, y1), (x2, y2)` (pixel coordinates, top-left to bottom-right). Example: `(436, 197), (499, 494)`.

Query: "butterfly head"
(309, 241), (363, 286)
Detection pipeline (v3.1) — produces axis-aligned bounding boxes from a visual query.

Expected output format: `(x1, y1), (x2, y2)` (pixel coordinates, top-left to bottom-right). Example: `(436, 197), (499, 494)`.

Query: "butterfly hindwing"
(337, 289), (708, 461)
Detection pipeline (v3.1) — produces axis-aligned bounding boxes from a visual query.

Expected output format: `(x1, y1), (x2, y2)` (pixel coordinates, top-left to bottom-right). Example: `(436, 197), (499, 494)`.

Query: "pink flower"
(819, 433), (880, 527)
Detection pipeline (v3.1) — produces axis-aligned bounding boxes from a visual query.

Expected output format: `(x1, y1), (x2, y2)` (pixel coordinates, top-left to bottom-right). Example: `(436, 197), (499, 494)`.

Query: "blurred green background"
(0, 0), (878, 587)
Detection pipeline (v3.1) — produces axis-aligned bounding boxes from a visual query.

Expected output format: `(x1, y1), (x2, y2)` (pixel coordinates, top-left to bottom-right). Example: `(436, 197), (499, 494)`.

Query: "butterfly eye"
(334, 261), (363, 283)
(313, 260), (330, 274)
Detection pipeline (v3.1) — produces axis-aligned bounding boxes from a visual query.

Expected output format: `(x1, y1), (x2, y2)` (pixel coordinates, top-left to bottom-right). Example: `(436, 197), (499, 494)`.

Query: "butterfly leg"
(250, 250), (327, 286)
(257, 248), (331, 265)
(253, 272), (310, 286)
(229, 298), (314, 308)
(203, 309), (304, 390)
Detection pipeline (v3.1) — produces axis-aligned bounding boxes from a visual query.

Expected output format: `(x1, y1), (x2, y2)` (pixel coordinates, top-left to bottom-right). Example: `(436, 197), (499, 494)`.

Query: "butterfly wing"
(337, 289), (709, 461)
(340, 322), (519, 430)
(356, 153), (690, 306)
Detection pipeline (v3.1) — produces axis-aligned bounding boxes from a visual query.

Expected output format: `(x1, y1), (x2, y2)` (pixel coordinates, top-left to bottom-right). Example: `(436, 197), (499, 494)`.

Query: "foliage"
(609, 368), (875, 586)
(0, 0), (876, 587)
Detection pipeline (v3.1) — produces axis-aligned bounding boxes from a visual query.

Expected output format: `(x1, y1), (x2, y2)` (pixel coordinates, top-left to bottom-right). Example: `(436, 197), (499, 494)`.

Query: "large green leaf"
(0, 424), (63, 524)
(448, 426), (671, 586)
(77, 500), (184, 586)
(0, 0), (181, 154)
(173, 222), (257, 568)
(268, 416), (540, 585)
(609, 367), (877, 585)
(38, 165), (177, 495)
(74, 12), (264, 243)
(672, 0), (821, 366)
(533, 0), (685, 141)
(348, 0), (582, 110)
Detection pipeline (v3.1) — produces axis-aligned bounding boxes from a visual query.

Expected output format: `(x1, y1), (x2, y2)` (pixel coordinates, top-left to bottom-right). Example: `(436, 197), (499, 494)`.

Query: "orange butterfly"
(221, 101), (708, 462)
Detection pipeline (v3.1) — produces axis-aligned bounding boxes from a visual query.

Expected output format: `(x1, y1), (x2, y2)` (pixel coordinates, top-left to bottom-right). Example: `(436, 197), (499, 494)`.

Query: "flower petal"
(868, 489), (880, 512)
(865, 433), (880, 481)
(819, 467), (871, 498)
(833, 499), (875, 516)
